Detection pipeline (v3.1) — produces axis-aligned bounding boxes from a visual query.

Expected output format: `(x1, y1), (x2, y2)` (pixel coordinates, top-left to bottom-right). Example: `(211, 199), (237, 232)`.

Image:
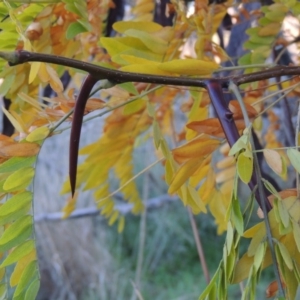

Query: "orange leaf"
(0, 141), (40, 157)
(172, 136), (220, 163)
(266, 280), (286, 298)
(187, 118), (246, 137)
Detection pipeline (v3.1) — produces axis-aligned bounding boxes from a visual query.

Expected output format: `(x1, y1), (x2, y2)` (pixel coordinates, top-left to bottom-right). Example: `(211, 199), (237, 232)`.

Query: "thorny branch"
(1, 50), (299, 211)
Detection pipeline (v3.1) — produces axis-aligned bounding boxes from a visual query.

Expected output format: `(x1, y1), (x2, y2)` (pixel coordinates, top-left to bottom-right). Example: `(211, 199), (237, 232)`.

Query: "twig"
(295, 101), (300, 197)
(131, 172), (149, 300)
(188, 208), (210, 284)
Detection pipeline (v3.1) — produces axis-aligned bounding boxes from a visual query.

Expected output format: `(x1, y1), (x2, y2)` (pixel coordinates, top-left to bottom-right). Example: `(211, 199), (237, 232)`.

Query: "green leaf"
(118, 82), (138, 95)
(198, 264), (221, 300)
(66, 21), (87, 40)
(237, 152), (253, 184)
(287, 148), (300, 173)
(0, 73), (15, 95)
(0, 283), (6, 298)
(0, 215), (32, 250)
(153, 121), (161, 149)
(232, 197), (244, 235)
(277, 242), (293, 270)
(0, 191), (32, 216)
(277, 199), (290, 229)
(123, 99), (145, 115)
(147, 101), (155, 118)
(0, 157), (36, 173)
(25, 278), (40, 300)
(292, 220), (300, 252)
(262, 179), (280, 197)
(253, 242), (266, 270)
(226, 222), (234, 252)
(26, 127), (49, 142)
(228, 135), (248, 156)
(0, 240), (35, 268)
(3, 167), (34, 192)
(13, 261), (38, 298)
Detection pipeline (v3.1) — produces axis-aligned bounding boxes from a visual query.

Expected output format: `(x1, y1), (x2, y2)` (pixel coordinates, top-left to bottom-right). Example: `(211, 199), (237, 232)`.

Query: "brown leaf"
(266, 280), (286, 298)
(229, 100), (258, 119)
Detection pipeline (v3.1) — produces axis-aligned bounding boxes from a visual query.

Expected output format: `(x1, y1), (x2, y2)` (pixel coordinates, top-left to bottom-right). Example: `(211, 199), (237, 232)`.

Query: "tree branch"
(3, 51), (300, 87)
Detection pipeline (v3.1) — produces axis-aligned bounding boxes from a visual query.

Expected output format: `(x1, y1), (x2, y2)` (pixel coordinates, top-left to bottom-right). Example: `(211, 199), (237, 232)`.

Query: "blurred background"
(31, 110), (274, 300)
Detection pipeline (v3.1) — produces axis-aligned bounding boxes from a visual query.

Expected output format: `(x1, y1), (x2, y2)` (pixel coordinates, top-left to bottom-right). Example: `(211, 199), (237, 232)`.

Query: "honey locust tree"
(0, 0), (300, 299)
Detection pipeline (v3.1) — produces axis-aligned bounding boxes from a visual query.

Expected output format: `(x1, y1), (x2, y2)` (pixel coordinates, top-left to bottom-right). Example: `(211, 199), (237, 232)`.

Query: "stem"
(188, 208), (210, 284)
(295, 102), (300, 197)
(229, 81), (285, 297)
(206, 80), (271, 211)
(69, 75), (99, 196)
(131, 171), (149, 300)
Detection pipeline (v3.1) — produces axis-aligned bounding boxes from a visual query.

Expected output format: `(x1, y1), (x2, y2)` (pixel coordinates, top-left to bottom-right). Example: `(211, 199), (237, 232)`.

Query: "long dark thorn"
(69, 74), (98, 196)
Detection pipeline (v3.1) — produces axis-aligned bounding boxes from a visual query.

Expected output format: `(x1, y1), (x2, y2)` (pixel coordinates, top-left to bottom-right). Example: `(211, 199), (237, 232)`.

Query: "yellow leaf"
(62, 192), (78, 219)
(18, 92), (43, 111)
(113, 21), (162, 34)
(172, 137), (220, 164)
(120, 54), (157, 65)
(26, 127), (50, 142)
(3, 167), (34, 191)
(158, 59), (219, 76)
(46, 65), (63, 93)
(120, 64), (173, 76)
(28, 62), (41, 84)
(38, 62), (50, 82)
(189, 163), (210, 187)
(186, 185), (207, 214)
(108, 210), (119, 226)
(131, 2), (155, 15)
(248, 225), (266, 256)
(244, 222), (264, 238)
(1, 106), (24, 133)
(232, 248), (272, 283)
(168, 158), (204, 194)
(10, 250), (36, 287)
(124, 29), (168, 55)
(237, 152), (253, 184)
(263, 149), (282, 175)
(100, 37), (148, 57)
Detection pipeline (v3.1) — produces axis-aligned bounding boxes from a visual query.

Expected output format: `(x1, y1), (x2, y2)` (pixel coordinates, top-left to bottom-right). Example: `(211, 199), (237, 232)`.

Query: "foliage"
(0, 0), (300, 299)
